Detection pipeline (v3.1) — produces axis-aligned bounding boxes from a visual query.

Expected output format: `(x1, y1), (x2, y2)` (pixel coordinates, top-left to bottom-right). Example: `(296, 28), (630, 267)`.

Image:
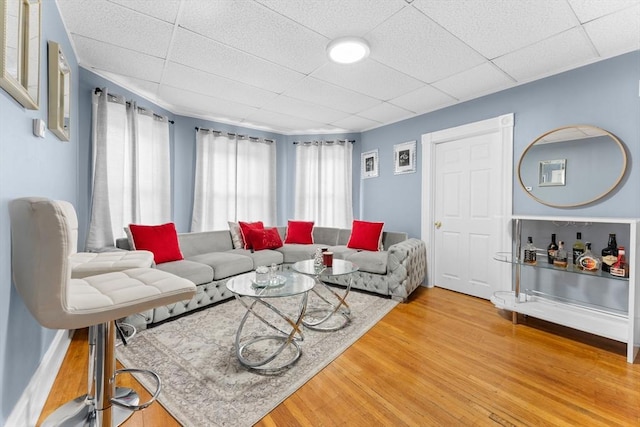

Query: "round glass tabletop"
(226, 271), (315, 298)
(292, 259), (359, 277)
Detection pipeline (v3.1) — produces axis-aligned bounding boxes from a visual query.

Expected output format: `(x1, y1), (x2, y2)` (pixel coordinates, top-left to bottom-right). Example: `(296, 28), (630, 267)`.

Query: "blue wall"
(1, 1), (638, 422)
(0, 2), (79, 423)
(360, 51), (640, 238)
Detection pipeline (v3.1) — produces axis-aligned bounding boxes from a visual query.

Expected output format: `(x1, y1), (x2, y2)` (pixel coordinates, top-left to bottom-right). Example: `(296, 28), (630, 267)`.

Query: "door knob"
(434, 221), (442, 229)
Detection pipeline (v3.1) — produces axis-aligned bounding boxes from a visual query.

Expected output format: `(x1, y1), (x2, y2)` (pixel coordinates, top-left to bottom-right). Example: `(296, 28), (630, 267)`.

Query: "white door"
(421, 114), (513, 300)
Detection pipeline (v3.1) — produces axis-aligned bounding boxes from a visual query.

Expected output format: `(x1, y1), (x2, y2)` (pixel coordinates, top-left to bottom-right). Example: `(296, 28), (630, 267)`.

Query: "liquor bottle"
(610, 246), (629, 278)
(523, 237), (537, 265)
(601, 233), (618, 273)
(572, 232), (585, 266)
(577, 242), (600, 272)
(553, 241), (568, 269)
(547, 233), (558, 264)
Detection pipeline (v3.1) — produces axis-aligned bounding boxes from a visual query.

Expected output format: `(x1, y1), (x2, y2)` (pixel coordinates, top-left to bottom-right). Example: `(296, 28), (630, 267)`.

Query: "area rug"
(116, 289), (398, 427)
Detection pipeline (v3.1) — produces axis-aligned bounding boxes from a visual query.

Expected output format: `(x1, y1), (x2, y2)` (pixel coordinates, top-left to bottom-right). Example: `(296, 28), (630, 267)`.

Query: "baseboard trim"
(5, 329), (73, 427)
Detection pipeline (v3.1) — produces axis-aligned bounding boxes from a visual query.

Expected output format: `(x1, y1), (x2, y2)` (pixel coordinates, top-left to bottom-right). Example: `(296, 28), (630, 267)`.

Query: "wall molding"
(5, 330), (72, 427)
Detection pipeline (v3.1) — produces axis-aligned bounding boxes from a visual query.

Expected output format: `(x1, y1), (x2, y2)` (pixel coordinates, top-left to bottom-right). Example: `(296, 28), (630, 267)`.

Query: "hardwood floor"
(39, 286), (640, 426)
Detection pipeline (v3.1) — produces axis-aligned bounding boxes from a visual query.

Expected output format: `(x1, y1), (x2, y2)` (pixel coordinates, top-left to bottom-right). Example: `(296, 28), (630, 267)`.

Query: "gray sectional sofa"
(116, 226), (427, 328)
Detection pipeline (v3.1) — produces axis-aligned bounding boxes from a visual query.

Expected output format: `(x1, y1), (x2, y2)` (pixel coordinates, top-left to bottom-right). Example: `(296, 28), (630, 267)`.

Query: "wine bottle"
(578, 242), (600, 272)
(572, 232), (585, 266)
(547, 233), (558, 264)
(601, 233), (618, 273)
(553, 241), (568, 269)
(610, 246), (629, 278)
(523, 237), (537, 265)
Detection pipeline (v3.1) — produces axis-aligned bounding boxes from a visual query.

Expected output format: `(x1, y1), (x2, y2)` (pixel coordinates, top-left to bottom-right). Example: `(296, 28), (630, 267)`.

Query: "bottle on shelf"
(577, 242), (600, 272)
(572, 232), (585, 267)
(553, 241), (568, 269)
(601, 233), (618, 273)
(547, 233), (558, 264)
(523, 237), (537, 265)
(610, 246), (629, 278)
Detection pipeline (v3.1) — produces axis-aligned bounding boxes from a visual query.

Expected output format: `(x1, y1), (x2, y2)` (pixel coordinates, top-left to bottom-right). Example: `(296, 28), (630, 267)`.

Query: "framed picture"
(394, 140), (416, 175)
(361, 149), (378, 179)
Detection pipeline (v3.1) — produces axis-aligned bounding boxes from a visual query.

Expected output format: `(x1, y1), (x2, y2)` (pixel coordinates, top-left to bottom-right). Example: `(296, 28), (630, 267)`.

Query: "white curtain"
(294, 141), (353, 228)
(191, 130), (276, 232)
(86, 89), (171, 249)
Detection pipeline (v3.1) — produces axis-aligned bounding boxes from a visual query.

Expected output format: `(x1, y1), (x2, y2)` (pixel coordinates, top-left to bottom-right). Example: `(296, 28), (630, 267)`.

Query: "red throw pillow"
(128, 222), (184, 264)
(284, 220), (314, 244)
(249, 228), (283, 251)
(347, 220), (384, 251)
(238, 221), (264, 250)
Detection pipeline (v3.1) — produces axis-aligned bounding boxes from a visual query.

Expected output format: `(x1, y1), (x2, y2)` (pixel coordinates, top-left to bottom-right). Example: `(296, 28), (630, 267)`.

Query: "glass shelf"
(493, 251), (629, 282)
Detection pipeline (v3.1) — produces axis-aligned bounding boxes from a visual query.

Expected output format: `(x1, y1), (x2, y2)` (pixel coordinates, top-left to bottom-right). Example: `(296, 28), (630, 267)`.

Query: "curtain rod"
(195, 127), (275, 144)
(293, 139), (355, 145)
(94, 87), (174, 124)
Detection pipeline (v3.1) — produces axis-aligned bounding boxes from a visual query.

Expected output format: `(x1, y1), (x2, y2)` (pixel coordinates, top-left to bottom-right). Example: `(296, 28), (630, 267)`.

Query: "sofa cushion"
(155, 259), (214, 286)
(238, 221), (264, 250)
(178, 230), (234, 256)
(313, 227), (340, 246)
(276, 243), (328, 263)
(326, 245), (359, 260)
(227, 249), (284, 269)
(248, 227), (283, 251)
(228, 221), (244, 249)
(187, 252), (253, 280)
(346, 250), (388, 274)
(285, 220), (314, 244)
(347, 220), (384, 251)
(128, 222), (184, 264)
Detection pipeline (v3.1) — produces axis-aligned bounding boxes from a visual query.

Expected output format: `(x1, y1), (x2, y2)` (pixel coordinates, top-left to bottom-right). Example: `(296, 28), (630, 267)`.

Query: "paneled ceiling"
(57, 0), (640, 134)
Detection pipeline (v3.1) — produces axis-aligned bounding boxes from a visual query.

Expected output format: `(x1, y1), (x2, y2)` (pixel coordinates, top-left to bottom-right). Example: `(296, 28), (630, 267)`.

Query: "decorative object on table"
(47, 40), (71, 141)
(322, 251), (333, 267)
(361, 149), (378, 179)
(313, 248), (323, 268)
(116, 288), (398, 427)
(0, 0), (41, 109)
(254, 266), (269, 285)
(393, 140), (416, 175)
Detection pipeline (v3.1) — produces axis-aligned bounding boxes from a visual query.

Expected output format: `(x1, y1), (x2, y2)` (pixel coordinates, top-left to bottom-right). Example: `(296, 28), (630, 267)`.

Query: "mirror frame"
(0, 0), (41, 109)
(47, 41), (70, 141)
(518, 125), (627, 208)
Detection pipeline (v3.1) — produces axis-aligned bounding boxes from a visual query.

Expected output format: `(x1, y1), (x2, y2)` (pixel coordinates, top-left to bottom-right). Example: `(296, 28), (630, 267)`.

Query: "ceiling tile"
(583, 4), (640, 57)
(414, 0), (579, 58)
(158, 86), (259, 123)
(57, 0), (174, 57)
(568, 0), (639, 22)
(255, 0), (407, 38)
(311, 59), (424, 101)
(108, 0), (182, 23)
(179, 0), (327, 74)
(97, 71), (160, 100)
(432, 62), (515, 100)
(169, 28), (305, 94)
(262, 95), (349, 124)
(368, 6), (486, 83)
(493, 28), (598, 82)
(244, 109), (329, 134)
(331, 115), (382, 132)
(389, 85), (456, 114)
(283, 77), (380, 114)
(73, 36), (165, 82)
(162, 62), (278, 108)
(357, 102), (414, 124)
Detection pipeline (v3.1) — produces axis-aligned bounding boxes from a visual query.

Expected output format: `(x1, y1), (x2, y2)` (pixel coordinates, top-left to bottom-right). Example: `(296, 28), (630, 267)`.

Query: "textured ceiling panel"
(432, 62), (515, 101)
(283, 77), (380, 114)
(357, 102), (414, 124)
(389, 85), (457, 114)
(158, 86), (259, 122)
(583, 4), (640, 56)
(493, 28), (598, 82)
(108, 0), (182, 23)
(255, 0), (407, 38)
(368, 6), (485, 83)
(244, 109), (329, 133)
(567, 0), (639, 22)
(414, 0), (579, 58)
(98, 72), (161, 101)
(179, 0), (328, 74)
(262, 95), (349, 124)
(331, 115), (382, 131)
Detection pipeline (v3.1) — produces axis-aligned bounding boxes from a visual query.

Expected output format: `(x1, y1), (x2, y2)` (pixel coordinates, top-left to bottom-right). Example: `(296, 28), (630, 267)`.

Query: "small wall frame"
(362, 149), (379, 179)
(48, 41), (70, 141)
(394, 140), (416, 175)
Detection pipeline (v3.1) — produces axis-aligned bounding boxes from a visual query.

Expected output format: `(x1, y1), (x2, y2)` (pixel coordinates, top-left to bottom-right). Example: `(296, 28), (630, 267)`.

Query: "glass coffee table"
(226, 271), (315, 372)
(292, 259), (359, 331)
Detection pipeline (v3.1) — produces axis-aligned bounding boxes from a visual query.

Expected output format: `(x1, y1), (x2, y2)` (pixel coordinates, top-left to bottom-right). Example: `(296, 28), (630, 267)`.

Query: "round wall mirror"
(518, 125), (627, 208)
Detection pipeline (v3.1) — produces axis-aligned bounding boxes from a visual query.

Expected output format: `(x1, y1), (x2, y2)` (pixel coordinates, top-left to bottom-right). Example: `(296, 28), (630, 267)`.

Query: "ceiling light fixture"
(327, 37), (370, 64)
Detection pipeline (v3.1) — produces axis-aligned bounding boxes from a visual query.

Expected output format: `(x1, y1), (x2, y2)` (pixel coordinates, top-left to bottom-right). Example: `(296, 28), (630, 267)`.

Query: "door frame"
(421, 113), (514, 290)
